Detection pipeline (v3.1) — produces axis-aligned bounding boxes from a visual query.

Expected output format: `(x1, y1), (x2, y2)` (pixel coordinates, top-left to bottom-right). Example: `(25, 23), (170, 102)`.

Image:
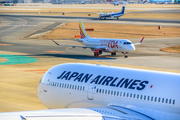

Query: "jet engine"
(94, 49), (103, 56)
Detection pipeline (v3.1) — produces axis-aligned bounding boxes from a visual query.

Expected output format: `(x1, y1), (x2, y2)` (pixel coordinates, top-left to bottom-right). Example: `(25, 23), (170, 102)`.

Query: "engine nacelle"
(94, 49), (103, 55)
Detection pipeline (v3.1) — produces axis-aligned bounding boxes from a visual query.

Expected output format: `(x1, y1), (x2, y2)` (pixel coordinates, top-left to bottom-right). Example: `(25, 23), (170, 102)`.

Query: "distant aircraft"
(0, 63), (180, 120)
(81, 1), (85, 4)
(106, 0), (128, 6)
(149, 0), (173, 4)
(99, 6), (125, 19)
(51, 19), (144, 58)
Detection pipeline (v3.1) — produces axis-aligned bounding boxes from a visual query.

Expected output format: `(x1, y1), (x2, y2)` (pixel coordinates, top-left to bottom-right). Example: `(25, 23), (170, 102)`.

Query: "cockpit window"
(40, 72), (51, 83)
(124, 42), (132, 45)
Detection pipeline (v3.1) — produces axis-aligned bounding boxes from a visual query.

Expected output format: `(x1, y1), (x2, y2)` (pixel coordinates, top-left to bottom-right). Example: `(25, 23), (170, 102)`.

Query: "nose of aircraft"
(129, 45), (135, 51)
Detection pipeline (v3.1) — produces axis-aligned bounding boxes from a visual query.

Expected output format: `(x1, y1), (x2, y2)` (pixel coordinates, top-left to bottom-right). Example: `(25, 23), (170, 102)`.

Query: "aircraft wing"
(0, 106), (153, 120)
(51, 39), (107, 50)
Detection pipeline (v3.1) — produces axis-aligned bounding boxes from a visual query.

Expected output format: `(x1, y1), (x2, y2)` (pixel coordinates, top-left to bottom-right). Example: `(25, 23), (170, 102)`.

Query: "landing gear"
(117, 17), (119, 19)
(104, 18), (106, 20)
(94, 53), (99, 57)
(100, 17), (102, 20)
(111, 52), (116, 56)
(124, 52), (128, 58)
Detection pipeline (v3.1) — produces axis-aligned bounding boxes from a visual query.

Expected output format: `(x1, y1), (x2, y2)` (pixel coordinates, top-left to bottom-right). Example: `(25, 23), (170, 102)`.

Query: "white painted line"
(4, 25), (37, 26)
(0, 8), (42, 10)
(0, 18), (28, 34)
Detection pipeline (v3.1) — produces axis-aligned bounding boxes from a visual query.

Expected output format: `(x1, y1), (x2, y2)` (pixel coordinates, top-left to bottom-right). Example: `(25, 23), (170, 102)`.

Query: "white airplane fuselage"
(38, 63), (180, 120)
(80, 38), (135, 53)
(51, 19), (143, 58)
(99, 6), (125, 19)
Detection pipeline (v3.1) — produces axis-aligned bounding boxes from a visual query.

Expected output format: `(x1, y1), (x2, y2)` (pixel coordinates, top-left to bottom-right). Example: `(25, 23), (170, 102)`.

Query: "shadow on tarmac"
(33, 54), (118, 60)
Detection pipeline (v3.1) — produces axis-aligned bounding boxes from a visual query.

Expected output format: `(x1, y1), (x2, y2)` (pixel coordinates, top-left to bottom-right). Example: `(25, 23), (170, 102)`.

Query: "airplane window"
(67, 84), (69, 88)
(130, 93), (132, 98)
(80, 86), (82, 90)
(96, 89), (99, 93)
(57, 83), (59, 87)
(99, 89), (101, 93)
(117, 91), (119, 96)
(140, 95), (143, 100)
(173, 100), (175, 105)
(111, 91), (113, 95)
(49, 82), (50, 85)
(72, 85), (74, 89)
(59, 83), (61, 87)
(162, 98), (164, 103)
(102, 89), (104, 94)
(83, 86), (85, 91)
(75, 85), (77, 90)
(127, 93), (129, 97)
(166, 99), (168, 104)
(120, 92), (122, 96)
(123, 92), (125, 97)
(144, 95), (146, 100)
(137, 94), (139, 99)
(62, 83), (64, 88)
(77, 86), (79, 90)
(64, 84), (66, 88)
(155, 97), (157, 102)
(158, 98), (161, 102)
(133, 94), (136, 98)
(123, 42), (132, 45)
(69, 84), (71, 89)
(151, 97), (153, 101)
(147, 96), (150, 101)
(105, 90), (107, 94)
(114, 91), (116, 96)
(108, 90), (110, 95)
(169, 99), (171, 104)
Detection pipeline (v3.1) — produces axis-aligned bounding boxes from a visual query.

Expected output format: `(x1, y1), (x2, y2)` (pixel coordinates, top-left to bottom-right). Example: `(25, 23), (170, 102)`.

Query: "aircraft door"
(118, 41), (122, 49)
(87, 79), (95, 100)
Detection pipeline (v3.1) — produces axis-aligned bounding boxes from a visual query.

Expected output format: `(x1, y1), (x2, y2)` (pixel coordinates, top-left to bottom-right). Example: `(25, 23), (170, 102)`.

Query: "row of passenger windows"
(96, 88), (175, 105)
(48, 82), (175, 105)
(49, 82), (85, 91)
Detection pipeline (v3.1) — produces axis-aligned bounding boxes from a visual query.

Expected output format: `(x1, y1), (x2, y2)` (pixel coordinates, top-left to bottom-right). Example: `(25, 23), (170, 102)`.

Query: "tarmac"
(0, 4), (180, 112)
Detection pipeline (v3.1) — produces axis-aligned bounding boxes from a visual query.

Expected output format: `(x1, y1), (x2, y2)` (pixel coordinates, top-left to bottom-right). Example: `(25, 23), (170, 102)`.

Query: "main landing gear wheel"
(94, 54), (99, 57)
(111, 52), (116, 56)
(124, 52), (128, 58)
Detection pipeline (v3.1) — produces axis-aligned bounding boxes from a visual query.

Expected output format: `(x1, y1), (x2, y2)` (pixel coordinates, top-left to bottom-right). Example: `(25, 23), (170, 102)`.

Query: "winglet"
(51, 39), (60, 46)
(133, 37), (145, 45)
(140, 37), (145, 43)
(78, 19), (90, 39)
